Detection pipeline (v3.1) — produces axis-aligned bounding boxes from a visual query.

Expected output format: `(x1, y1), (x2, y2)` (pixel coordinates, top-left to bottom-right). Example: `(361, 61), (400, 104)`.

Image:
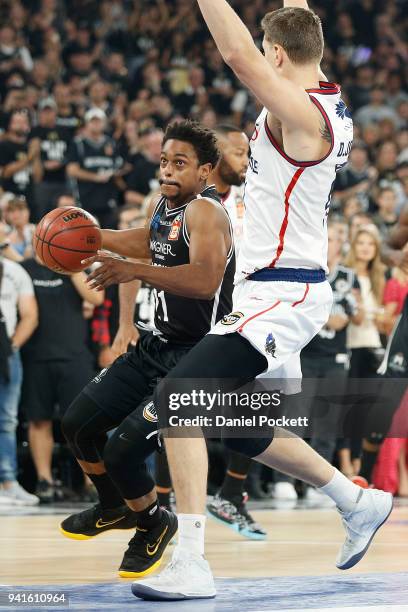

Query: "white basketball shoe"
(131, 547), (216, 601)
(336, 488), (393, 570)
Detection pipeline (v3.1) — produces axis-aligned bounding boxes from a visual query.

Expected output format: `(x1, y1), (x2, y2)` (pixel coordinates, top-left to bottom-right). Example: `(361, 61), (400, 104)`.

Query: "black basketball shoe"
(119, 509), (178, 578)
(60, 504), (138, 540)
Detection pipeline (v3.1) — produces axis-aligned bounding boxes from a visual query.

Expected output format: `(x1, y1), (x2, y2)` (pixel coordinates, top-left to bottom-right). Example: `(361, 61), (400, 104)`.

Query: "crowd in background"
(0, 0), (407, 506)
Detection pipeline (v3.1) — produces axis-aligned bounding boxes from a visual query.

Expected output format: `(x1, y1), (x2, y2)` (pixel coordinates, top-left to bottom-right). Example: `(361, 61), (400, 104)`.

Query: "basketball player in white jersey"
(129, 0), (394, 601)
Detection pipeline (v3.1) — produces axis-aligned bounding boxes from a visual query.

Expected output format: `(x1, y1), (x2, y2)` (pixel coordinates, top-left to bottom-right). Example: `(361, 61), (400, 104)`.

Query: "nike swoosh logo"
(96, 516), (125, 528)
(119, 433), (131, 442)
(146, 526), (168, 556)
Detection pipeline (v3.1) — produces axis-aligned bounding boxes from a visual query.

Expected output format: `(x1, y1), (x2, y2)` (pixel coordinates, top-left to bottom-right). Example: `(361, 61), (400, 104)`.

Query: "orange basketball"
(34, 207), (102, 274)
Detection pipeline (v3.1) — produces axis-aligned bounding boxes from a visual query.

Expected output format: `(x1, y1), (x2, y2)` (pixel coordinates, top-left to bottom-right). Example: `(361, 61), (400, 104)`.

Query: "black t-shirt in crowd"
(56, 110), (81, 138)
(0, 138), (32, 199)
(125, 153), (159, 197)
(303, 265), (360, 358)
(21, 258), (92, 362)
(30, 125), (72, 183)
(67, 135), (123, 212)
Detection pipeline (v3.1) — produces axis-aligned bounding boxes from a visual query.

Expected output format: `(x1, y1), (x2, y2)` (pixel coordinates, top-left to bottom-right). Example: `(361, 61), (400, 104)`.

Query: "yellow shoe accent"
(118, 557), (163, 579)
(96, 515), (125, 529)
(59, 526), (92, 540)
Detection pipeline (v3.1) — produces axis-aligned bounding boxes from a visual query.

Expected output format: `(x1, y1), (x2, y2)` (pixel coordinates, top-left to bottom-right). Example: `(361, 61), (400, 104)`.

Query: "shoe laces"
(160, 549), (199, 580)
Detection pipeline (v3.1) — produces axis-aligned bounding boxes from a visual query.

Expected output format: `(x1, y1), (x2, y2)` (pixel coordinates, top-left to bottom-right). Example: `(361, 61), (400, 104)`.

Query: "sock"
(360, 449), (379, 483)
(156, 487), (171, 508)
(219, 470), (247, 502)
(177, 514), (206, 556)
(134, 500), (163, 530)
(86, 472), (124, 511)
(319, 469), (361, 513)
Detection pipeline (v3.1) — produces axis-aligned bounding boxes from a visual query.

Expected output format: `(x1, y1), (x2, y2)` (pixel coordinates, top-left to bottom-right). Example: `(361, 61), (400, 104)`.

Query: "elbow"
(192, 284), (218, 301)
(223, 46), (247, 71)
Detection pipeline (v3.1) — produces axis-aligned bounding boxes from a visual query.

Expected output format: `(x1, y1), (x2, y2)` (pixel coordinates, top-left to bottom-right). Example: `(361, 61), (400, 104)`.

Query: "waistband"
(247, 268), (326, 283)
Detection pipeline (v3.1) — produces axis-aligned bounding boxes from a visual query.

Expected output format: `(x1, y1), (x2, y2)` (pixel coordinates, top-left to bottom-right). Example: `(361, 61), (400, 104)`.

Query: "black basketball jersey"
(149, 185), (235, 345)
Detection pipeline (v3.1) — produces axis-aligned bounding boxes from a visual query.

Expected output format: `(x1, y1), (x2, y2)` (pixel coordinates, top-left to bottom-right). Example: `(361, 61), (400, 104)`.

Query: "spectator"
(381, 243), (408, 335)
(0, 111), (42, 218)
(55, 192), (76, 208)
(348, 212), (373, 241)
(66, 107), (123, 228)
(4, 197), (35, 259)
(333, 142), (377, 211)
(372, 186), (399, 240)
(345, 226), (386, 375)
(30, 97), (72, 219)
(21, 253), (103, 502)
(342, 226), (386, 476)
(355, 85), (400, 129)
(342, 195), (363, 221)
(53, 82), (81, 136)
(124, 128), (162, 207)
(0, 256), (38, 505)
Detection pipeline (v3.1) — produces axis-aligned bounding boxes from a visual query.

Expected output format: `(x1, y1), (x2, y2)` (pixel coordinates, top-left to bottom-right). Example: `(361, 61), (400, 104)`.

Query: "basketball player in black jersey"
(152, 125), (268, 539)
(60, 121), (235, 579)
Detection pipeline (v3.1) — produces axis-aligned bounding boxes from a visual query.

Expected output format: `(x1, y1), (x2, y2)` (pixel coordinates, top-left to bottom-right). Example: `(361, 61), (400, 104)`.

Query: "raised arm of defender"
(195, 0), (320, 135)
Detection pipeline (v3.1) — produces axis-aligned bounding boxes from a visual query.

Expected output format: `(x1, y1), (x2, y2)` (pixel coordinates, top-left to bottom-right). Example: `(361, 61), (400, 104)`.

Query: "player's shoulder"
(187, 192), (229, 228)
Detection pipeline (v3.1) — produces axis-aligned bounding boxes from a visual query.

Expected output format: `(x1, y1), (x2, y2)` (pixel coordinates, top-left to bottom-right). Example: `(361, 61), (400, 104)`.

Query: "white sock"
(177, 514), (206, 556)
(319, 469), (361, 513)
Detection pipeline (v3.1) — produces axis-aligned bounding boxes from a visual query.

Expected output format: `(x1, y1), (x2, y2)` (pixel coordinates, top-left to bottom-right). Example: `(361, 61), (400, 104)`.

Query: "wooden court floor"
(1, 504), (407, 585)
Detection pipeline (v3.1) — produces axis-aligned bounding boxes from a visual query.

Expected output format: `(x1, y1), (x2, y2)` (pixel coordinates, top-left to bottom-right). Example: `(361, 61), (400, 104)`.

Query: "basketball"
(34, 207), (102, 274)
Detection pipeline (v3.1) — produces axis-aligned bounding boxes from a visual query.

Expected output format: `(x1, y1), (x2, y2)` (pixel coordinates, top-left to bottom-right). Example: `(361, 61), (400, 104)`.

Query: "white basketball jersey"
(221, 186), (245, 254)
(237, 82), (353, 281)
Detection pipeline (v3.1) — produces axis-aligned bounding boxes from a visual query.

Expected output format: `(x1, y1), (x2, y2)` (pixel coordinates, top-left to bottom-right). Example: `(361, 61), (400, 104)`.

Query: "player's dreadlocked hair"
(162, 120), (220, 168)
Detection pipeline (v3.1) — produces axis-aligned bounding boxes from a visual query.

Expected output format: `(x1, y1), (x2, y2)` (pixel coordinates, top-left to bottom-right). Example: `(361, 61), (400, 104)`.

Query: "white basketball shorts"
(210, 278), (333, 391)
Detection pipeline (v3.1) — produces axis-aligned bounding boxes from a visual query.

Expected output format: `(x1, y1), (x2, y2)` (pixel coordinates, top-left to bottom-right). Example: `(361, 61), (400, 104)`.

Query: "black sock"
(157, 489), (171, 508)
(135, 500), (163, 530)
(86, 472), (124, 511)
(360, 449), (379, 483)
(220, 451), (250, 501)
(220, 472), (247, 502)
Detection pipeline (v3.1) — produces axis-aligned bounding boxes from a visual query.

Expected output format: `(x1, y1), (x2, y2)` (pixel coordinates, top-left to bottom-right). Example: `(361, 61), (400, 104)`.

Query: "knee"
(61, 392), (89, 444)
(223, 435), (274, 458)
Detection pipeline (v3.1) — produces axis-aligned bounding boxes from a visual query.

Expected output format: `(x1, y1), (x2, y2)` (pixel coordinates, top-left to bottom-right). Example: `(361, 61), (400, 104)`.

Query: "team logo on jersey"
(168, 213), (183, 241)
(335, 100), (352, 120)
(143, 401), (158, 423)
(221, 311), (244, 326)
(265, 333), (277, 357)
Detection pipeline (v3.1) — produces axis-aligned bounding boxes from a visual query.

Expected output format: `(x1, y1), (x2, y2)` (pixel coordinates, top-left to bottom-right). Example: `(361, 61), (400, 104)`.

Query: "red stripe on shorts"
(291, 283), (310, 307)
(238, 300), (281, 333)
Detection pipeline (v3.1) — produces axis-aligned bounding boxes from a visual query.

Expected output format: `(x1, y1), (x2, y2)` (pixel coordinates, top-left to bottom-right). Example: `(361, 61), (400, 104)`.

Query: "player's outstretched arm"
(100, 196), (158, 259)
(84, 199), (231, 299)
(195, 0), (317, 130)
